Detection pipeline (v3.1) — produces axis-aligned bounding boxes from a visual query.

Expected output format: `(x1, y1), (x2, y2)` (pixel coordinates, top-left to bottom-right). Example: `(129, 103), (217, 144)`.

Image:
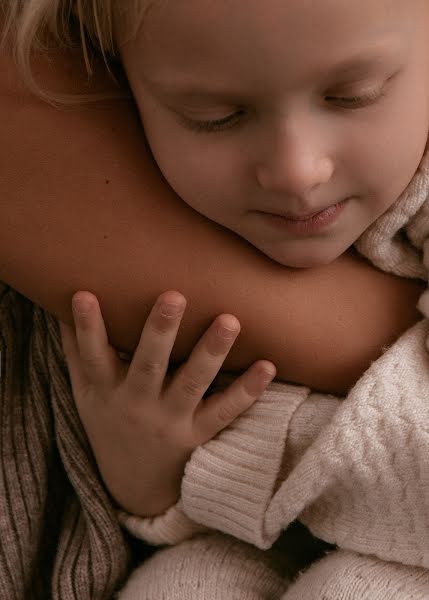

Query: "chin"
(247, 233), (346, 269)
(262, 247), (340, 269)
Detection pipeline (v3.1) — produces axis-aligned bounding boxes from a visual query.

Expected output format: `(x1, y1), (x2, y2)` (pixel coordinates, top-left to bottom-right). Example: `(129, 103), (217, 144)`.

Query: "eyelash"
(325, 88), (386, 109)
(183, 89), (386, 133)
(183, 110), (246, 133)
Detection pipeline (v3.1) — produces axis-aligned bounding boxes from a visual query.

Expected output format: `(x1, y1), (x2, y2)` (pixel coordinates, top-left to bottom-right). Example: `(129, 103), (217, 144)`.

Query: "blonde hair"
(0, 1), (151, 103)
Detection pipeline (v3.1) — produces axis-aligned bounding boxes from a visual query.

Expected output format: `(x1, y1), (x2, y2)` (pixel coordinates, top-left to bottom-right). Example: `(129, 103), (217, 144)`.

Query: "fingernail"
(160, 302), (184, 318)
(260, 366), (276, 384)
(218, 325), (238, 340)
(72, 296), (92, 317)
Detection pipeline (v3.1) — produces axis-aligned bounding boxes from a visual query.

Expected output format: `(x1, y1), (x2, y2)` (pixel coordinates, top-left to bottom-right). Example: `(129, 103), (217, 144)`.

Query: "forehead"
(137, 0), (417, 81)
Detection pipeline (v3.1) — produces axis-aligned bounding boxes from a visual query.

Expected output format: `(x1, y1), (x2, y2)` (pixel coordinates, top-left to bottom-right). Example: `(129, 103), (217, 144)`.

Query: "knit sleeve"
(180, 380), (339, 549)
(116, 379), (317, 546)
(182, 320), (429, 569)
(117, 500), (210, 546)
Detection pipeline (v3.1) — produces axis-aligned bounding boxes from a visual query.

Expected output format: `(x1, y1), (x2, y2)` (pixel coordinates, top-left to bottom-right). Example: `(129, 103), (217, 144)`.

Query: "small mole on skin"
(103, 234), (109, 239)
(105, 179), (110, 184)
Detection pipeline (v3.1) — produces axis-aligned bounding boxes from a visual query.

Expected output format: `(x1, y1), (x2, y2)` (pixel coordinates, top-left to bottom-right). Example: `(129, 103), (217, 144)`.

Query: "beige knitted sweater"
(122, 147), (429, 571)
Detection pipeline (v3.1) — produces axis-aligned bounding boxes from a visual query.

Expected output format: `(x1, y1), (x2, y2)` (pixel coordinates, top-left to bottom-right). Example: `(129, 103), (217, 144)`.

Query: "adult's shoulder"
(0, 30), (120, 96)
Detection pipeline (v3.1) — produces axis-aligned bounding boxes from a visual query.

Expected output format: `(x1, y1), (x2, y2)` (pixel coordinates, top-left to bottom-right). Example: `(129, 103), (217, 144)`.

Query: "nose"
(256, 121), (334, 198)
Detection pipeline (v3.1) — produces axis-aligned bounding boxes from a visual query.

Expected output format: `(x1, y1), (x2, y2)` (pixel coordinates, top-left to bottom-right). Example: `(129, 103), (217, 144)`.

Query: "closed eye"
(325, 88), (386, 109)
(181, 109), (246, 133)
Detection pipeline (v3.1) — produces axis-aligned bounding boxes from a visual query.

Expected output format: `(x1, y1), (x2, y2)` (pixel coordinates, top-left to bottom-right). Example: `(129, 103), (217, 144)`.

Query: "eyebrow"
(143, 77), (244, 102)
(144, 45), (404, 99)
(326, 50), (402, 79)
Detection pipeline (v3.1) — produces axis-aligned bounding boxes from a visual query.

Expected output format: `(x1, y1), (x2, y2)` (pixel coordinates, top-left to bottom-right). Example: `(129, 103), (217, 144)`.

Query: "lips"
(254, 199), (348, 235)
(262, 203), (341, 221)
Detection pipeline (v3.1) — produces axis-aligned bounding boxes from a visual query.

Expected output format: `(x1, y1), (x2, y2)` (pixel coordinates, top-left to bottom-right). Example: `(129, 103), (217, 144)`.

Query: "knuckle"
(81, 352), (104, 371)
(152, 317), (176, 335)
(242, 377), (260, 398)
(121, 405), (143, 428)
(216, 399), (241, 424)
(148, 420), (193, 452)
(138, 358), (165, 378)
(207, 341), (230, 358)
(206, 332), (235, 357)
(181, 374), (204, 399)
(150, 421), (171, 442)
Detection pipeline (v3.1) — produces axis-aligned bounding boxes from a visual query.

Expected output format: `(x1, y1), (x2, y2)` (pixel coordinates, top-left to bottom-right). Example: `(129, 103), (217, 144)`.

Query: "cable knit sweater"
(121, 146), (429, 572)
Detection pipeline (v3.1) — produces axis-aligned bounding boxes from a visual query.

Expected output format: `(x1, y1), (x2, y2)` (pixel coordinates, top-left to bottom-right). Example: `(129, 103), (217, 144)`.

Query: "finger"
(71, 291), (120, 387)
(195, 360), (276, 441)
(125, 290), (186, 397)
(59, 320), (90, 396)
(165, 313), (241, 414)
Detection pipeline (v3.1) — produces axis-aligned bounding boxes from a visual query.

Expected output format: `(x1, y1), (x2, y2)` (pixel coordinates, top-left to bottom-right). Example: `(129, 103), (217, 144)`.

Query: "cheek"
(146, 128), (244, 216)
(145, 133), (227, 215)
(144, 125), (204, 191)
(382, 75), (429, 188)
(346, 98), (428, 212)
(381, 115), (428, 206)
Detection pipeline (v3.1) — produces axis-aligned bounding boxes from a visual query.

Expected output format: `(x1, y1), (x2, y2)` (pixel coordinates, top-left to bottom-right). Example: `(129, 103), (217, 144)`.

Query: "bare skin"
(0, 46), (423, 395)
(60, 289), (278, 515)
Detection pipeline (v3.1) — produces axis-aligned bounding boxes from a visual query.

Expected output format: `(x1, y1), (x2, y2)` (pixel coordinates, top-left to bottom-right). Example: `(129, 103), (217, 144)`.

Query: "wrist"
(102, 467), (183, 518)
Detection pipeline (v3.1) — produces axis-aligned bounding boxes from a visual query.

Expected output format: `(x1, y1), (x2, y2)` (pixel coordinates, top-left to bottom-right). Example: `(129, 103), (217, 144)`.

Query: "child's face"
(121, 0), (429, 267)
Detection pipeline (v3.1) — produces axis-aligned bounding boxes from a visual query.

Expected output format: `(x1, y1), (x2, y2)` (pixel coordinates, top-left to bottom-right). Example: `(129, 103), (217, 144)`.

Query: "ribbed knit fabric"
(120, 382), (309, 547)
(177, 320), (429, 567)
(0, 282), (138, 599)
(118, 499), (210, 546)
(121, 319), (429, 568)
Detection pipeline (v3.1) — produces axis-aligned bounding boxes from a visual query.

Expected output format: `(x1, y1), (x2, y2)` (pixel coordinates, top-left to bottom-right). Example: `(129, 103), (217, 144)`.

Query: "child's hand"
(59, 290), (276, 517)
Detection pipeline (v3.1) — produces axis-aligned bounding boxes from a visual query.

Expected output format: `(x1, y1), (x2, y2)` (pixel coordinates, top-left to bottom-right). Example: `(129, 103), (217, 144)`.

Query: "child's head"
(6, 1), (429, 268)
(120, 0), (429, 268)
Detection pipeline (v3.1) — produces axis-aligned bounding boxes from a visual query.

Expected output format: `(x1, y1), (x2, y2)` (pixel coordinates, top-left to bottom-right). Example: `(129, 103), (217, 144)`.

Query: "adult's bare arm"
(0, 49), (423, 394)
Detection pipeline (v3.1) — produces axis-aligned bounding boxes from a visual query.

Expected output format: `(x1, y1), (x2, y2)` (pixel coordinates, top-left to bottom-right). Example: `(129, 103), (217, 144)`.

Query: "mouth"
(254, 199), (349, 235)
(263, 200), (346, 221)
